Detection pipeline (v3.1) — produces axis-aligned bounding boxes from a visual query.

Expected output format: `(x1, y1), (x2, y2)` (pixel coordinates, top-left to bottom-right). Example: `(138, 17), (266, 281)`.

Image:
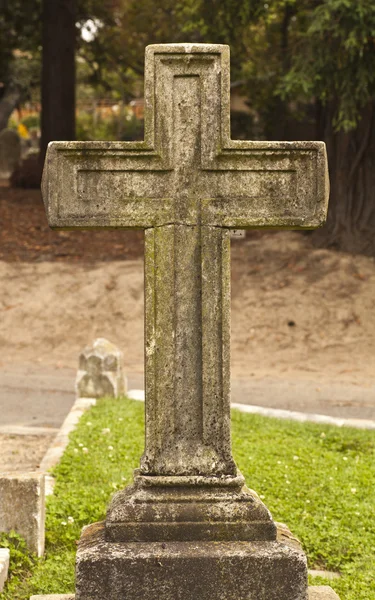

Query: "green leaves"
(275, 0), (375, 130)
(0, 531), (37, 599)
(232, 409), (375, 599)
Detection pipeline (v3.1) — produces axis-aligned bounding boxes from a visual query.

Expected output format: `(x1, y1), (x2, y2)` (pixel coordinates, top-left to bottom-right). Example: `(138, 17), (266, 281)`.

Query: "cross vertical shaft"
(142, 70), (235, 477)
(143, 225), (234, 476)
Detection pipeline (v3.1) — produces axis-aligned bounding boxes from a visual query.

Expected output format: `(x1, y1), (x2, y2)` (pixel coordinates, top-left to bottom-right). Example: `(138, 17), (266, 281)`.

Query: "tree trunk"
(313, 102), (375, 255)
(40, 0), (76, 162)
(0, 83), (21, 131)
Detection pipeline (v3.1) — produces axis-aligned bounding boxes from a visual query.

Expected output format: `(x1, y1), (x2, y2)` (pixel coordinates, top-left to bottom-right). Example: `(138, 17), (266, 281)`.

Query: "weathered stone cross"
(43, 44), (328, 551)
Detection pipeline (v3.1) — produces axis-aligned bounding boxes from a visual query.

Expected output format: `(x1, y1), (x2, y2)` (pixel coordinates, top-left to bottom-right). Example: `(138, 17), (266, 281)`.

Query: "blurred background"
(1, 0), (375, 253)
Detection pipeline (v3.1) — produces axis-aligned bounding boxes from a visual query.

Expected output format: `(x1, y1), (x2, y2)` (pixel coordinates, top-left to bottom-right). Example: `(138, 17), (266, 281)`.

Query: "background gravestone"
(0, 129), (21, 179)
(76, 338), (126, 399)
(0, 472), (45, 557)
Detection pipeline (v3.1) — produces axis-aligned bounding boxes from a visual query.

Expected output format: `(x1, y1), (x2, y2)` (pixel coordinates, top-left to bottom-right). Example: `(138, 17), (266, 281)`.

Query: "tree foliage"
(76, 1), (193, 101)
(276, 0), (375, 131)
(0, 0), (42, 118)
(0, 0), (42, 78)
(1, 0), (375, 250)
(3, 0), (375, 135)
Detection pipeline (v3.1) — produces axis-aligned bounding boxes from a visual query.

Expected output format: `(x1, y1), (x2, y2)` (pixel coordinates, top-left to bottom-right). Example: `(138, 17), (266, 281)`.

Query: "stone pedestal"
(76, 522), (308, 600)
(106, 471), (276, 542)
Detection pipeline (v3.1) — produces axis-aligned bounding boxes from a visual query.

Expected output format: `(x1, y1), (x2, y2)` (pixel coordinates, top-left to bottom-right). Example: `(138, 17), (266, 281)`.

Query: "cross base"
(76, 522), (308, 600)
(105, 470), (277, 542)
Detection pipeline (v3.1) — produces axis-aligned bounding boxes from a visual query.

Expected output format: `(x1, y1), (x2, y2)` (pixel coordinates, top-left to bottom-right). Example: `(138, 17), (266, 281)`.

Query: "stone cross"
(43, 43), (329, 554)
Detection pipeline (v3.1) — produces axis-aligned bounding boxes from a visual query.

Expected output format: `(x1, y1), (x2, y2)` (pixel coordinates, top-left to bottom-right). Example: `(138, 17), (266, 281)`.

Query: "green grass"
(1, 397), (374, 599)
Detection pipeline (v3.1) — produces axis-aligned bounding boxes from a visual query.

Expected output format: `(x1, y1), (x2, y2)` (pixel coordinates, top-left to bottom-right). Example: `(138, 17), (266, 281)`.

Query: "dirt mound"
(231, 231), (375, 383)
(1, 229), (374, 386)
(0, 188), (143, 262)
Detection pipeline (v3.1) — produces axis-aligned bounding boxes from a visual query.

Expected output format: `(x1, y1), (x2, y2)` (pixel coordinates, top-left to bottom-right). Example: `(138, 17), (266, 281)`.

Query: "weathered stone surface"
(42, 46), (329, 232)
(42, 42), (331, 599)
(43, 43), (329, 487)
(142, 224), (234, 477)
(0, 128), (21, 178)
(76, 338), (126, 399)
(308, 587), (341, 599)
(0, 548), (10, 592)
(76, 522), (308, 600)
(0, 472), (45, 556)
(106, 470), (276, 542)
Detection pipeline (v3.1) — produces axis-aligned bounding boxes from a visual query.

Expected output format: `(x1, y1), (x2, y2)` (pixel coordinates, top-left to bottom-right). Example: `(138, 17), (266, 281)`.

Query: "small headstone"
(0, 129), (21, 178)
(0, 472), (45, 557)
(75, 338), (126, 399)
(10, 150), (42, 188)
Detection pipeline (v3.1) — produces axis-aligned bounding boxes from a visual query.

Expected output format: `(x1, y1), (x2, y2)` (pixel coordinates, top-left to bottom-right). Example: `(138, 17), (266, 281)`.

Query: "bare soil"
(0, 187), (143, 262)
(1, 188), (374, 384)
(1, 187), (375, 469)
(1, 434), (55, 472)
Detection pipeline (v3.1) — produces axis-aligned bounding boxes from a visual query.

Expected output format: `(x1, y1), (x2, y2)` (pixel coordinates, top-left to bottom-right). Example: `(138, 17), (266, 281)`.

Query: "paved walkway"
(1, 364), (375, 432)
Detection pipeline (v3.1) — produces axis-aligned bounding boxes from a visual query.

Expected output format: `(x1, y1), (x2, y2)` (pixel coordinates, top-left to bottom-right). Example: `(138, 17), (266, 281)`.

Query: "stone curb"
(30, 596), (75, 600)
(127, 389), (375, 429)
(0, 548), (10, 592)
(39, 397), (96, 491)
(308, 586), (341, 599)
(0, 396), (96, 585)
(231, 402), (375, 430)
(309, 569), (340, 580)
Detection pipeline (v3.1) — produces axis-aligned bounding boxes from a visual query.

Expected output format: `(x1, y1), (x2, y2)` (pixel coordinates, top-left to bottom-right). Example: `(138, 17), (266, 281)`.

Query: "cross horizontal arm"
(202, 141), (329, 229)
(43, 140), (328, 230)
(42, 142), (173, 229)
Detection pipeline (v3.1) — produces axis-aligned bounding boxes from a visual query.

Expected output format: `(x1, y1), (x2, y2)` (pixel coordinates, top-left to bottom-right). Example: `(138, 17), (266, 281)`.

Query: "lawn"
(1, 397), (374, 599)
